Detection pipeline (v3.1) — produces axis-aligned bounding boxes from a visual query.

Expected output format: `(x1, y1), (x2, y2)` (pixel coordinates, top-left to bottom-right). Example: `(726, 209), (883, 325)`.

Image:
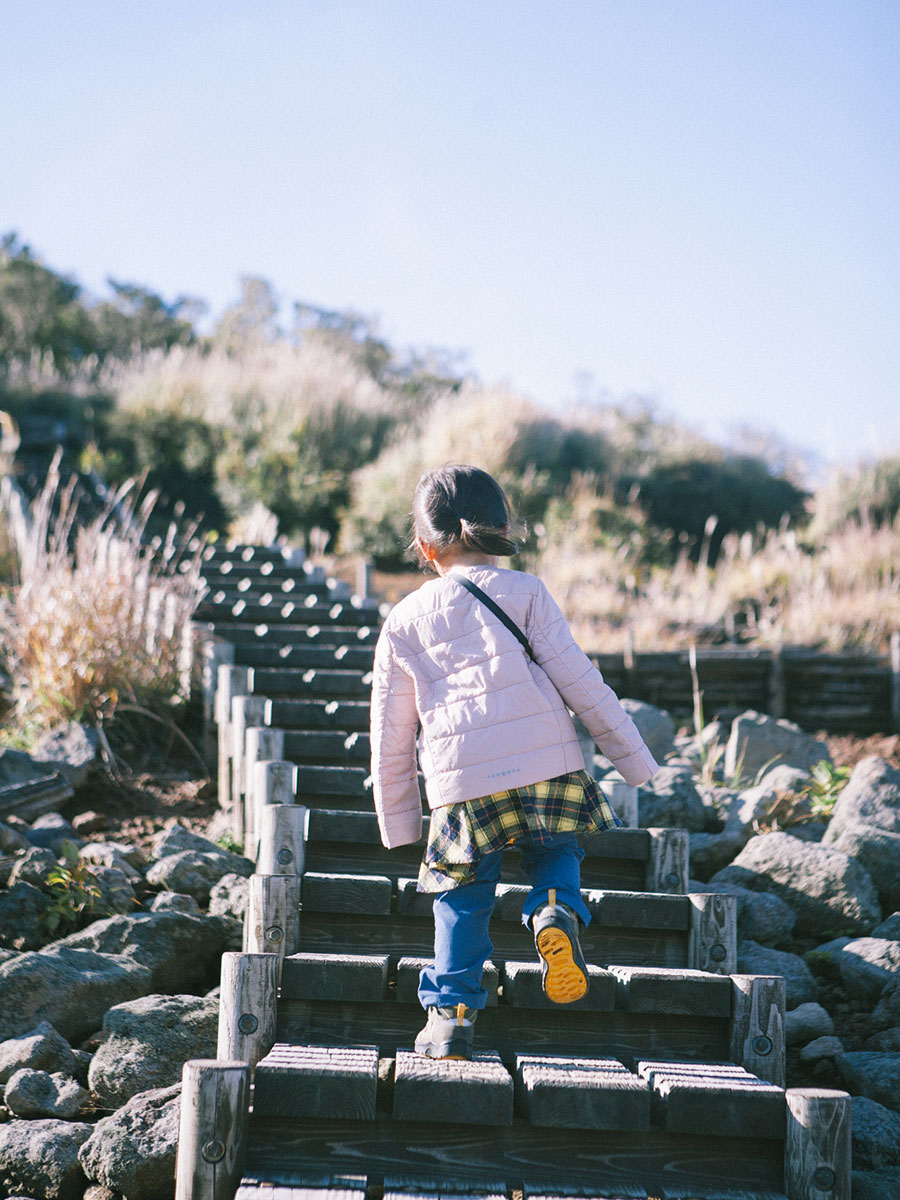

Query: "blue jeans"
(417, 831), (590, 1011)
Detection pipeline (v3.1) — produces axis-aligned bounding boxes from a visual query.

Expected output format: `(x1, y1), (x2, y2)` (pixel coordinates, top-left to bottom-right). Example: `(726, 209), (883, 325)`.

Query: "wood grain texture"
(217, 952), (279, 1067)
(395, 957), (499, 1006)
(301, 872), (393, 915)
(645, 828), (689, 895)
(516, 1054), (651, 1130)
(729, 974), (786, 1088)
(266, 699), (372, 731)
(176, 1059), (250, 1200)
(608, 965), (732, 1017)
(253, 1044), (379, 1121)
(784, 1087), (851, 1200)
(251, 668), (372, 699)
(256, 802), (307, 877)
(244, 873), (301, 962)
(501, 961), (616, 1012)
(393, 1049), (514, 1127)
(280, 952), (390, 1002)
(687, 892), (737, 975)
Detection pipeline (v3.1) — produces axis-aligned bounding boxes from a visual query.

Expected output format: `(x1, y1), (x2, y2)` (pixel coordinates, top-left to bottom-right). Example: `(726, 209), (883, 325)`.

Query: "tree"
(214, 276), (280, 352)
(0, 233), (97, 377)
(89, 279), (199, 362)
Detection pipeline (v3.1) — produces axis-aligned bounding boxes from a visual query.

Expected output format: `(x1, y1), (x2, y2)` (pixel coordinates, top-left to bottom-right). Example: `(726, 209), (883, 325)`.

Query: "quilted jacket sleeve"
(369, 621), (425, 848)
(528, 581), (659, 786)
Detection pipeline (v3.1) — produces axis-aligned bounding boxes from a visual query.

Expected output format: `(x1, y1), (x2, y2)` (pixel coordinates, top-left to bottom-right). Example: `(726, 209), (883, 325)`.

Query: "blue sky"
(3, 0), (899, 473)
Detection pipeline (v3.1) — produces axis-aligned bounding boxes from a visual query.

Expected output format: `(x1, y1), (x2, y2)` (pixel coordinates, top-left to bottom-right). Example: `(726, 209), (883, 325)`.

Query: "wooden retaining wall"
(589, 636), (900, 734)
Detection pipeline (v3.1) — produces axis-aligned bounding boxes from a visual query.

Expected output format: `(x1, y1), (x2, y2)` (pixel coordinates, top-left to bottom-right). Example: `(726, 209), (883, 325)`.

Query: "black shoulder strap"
(453, 575), (537, 663)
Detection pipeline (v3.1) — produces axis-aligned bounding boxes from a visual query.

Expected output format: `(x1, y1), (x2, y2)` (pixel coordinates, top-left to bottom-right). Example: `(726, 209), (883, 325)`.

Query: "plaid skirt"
(417, 769), (621, 893)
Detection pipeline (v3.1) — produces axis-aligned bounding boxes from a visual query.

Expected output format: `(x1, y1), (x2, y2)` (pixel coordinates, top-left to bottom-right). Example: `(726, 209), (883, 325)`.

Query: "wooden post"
(217, 952), (279, 1070)
(769, 645), (785, 719)
(645, 827), (689, 893)
(598, 779), (638, 827)
(688, 891), (736, 974)
(230, 694), (267, 844)
(891, 631), (900, 734)
(216, 665), (251, 813)
(247, 760), (297, 866)
(175, 1060), (250, 1200)
(784, 1088), (851, 1200)
(256, 803), (307, 876)
(243, 873), (301, 968)
(242, 730), (286, 858)
(356, 559), (372, 600)
(729, 973), (785, 1087)
(203, 641), (236, 766)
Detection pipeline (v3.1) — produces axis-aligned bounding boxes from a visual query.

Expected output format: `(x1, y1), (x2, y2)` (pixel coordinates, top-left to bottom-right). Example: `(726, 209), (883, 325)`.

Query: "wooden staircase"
(175, 546), (851, 1200)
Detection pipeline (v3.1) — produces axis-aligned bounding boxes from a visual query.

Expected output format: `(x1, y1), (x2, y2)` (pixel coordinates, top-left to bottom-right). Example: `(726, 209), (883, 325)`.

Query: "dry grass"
(0, 453), (206, 733)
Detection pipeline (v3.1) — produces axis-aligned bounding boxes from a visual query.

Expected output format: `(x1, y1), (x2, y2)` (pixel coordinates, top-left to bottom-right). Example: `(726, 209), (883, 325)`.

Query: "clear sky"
(3, 0), (899, 473)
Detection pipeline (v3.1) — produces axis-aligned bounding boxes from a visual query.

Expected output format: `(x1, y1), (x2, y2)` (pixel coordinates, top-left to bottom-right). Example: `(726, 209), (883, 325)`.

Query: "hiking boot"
(414, 1002), (478, 1060)
(531, 888), (589, 1004)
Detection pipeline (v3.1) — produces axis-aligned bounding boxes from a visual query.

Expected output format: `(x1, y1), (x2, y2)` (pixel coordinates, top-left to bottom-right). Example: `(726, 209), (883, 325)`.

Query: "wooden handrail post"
(230, 694), (267, 844)
(784, 1087), (851, 1200)
(243, 873), (301, 972)
(729, 973), (785, 1087)
(247, 760), (297, 865)
(203, 641), (236, 767)
(216, 665), (250, 813)
(217, 952), (279, 1070)
(687, 891), (736, 974)
(256, 803), (308, 877)
(645, 827), (688, 893)
(242, 730), (286, 858)
(175, 1059), (250, 1200)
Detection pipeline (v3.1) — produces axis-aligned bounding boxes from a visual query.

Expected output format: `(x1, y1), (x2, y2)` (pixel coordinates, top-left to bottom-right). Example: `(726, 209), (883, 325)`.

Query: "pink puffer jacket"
(369, 564), (659, 848)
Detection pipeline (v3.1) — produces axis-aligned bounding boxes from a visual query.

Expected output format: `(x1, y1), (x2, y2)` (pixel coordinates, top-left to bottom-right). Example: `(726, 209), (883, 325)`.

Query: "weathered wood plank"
(253, 1044), (379, 1120)
(217, 952), (279, 1068)
(516, 1054), (651, 1130)
(501, 962), (616, 1012)
(645, 828), (689, 894)
(688, 892), (737, 974)
(608, 965), (732, 1018)
(280, 952), (390, 1003)
(393, 1050), (514, 1127)
(175, 1059), (250, 1200)
(637, 1059), (784, 1138)
(784, 1087), (851, 1200)
(395, 957), (499, 1007)
(251, 667), (373, 699)
(729, 974), (786, 1087)
(301, 872), (393, 915)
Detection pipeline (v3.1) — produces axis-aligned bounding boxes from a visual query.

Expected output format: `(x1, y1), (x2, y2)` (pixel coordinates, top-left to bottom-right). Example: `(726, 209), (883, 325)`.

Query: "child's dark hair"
(411, 465), (522, 562)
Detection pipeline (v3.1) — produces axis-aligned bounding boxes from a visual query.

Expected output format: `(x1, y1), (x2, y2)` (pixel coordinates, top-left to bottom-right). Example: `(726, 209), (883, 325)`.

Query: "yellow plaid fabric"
(418, 769), (621, 893)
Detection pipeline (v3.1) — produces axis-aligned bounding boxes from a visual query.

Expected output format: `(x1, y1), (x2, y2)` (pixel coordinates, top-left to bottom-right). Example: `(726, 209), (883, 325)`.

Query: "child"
(370, 465), (658, 1059)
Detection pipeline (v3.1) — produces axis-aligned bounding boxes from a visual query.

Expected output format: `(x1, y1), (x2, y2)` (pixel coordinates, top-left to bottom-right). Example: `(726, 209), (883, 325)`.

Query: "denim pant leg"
(517, 832), (591, 929)
(417, 848), (504, 1012)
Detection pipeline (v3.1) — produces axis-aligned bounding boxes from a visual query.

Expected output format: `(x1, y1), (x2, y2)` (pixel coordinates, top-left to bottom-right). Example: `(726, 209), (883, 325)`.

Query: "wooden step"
(225, 645), (375, 671)
(253, 1044), (379, 1120)
(267, 699), (372, 731)
(250, 667), (373, 700)
(393, 1050), (515, 1126)
(195, 598), (378, 625)
(197, 622), (380, 647)
(515, 1054), (651, 1130)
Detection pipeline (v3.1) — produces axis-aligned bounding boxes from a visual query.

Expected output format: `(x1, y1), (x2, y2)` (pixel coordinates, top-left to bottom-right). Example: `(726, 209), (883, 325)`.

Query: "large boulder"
(637, 766), (706, 832)
(724, 711), (830, 783)
(620, 699), (676, 762)
(31, 723), (100, 788)
(0, 1119), (92, 1200)
(0, 881), (52, 951)
(785, 1002), (834, 1046)
(711, 831), (882, 937)
(737, 940), (819, 1007)
(146, 822), (253, 905)
(209, 873), (250, 922)
(78, 1083), (181, 1200)
(0, 1021), (79, 1085)
(825, 757), (900, 840)
(88, 992), (219, 1108)
(834, 938), (900, 1003)
(58, 910), (240, 993)
(0, 947), (153, 1042)
(26, 813), (81, 855)
(838, 1052), (900, 1113)
(4, 1068), (90, 1119)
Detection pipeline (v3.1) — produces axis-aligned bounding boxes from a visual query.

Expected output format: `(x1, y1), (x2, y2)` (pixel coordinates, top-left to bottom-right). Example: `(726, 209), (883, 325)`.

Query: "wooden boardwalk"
(177, 547), (851, 1200)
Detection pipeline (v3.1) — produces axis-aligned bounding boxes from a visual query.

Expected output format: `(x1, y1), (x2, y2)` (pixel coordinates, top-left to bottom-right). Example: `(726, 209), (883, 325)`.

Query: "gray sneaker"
(414, 1003), (478, 1060)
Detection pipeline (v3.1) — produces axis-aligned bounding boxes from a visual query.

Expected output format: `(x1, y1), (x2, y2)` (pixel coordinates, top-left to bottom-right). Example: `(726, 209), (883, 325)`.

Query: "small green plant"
(215, 830), (243, 855)
(799, 760), (851, 819)
(42, 842), (103, 937)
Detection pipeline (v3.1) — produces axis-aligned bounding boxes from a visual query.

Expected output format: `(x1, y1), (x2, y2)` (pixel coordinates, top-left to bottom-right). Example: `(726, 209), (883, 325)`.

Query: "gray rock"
(620, 699), (676, 762)
(785, 1002), (834, 1046)
(208, 872), (250, 921)
(90, 865), (138, 917)
(637, 766), (707, 832)
(837, 1051), (900, 1112)
(31, 723), (100, 788)
(148, 891), (201, 914)
(0, 820), (31, 854)
(688, 829), (749, 880)
(0, 1021), (78, 1085)
(724, 710), (830, 783)
(0, 747), (61, 788)
(27, 813), (81, 855)
(691, 880), (796, 944)
(4, 1068), (90, 1119)
(146, 849), (248, 904)
(873, 976), (900, 1030)
(7, 846), (57, 889)
(804, 937), (854, 983)
(711, 831), (882, 937)
(737, 939), (819, 1007)
(824, 822), (900, 913)
(0, 1118), (92, 1200)
(866, 1028), (900, 1052)
(852, 1167), (900, 1200)
(0, 881), (52, 951)
(873, 912), (900, 940)
(88, 992), (218, 1108)
(149, 821), (250, 868)
(78, 1083), (180, 1200)
(58, 910), (241, 993)
(852, 1096), (900, 1169)
(0, 947), (153, 1042)
(79, 842), (145, 879)
(83, 1187), (120, 1200)
(836, 938), (900, 1003)
(825, 756), (900, 841)
(798, 1035), (843, 1062)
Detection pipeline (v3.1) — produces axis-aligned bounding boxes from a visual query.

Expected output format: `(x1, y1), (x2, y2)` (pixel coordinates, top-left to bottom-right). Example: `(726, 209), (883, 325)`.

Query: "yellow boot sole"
(536, 926), (588, 1004)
